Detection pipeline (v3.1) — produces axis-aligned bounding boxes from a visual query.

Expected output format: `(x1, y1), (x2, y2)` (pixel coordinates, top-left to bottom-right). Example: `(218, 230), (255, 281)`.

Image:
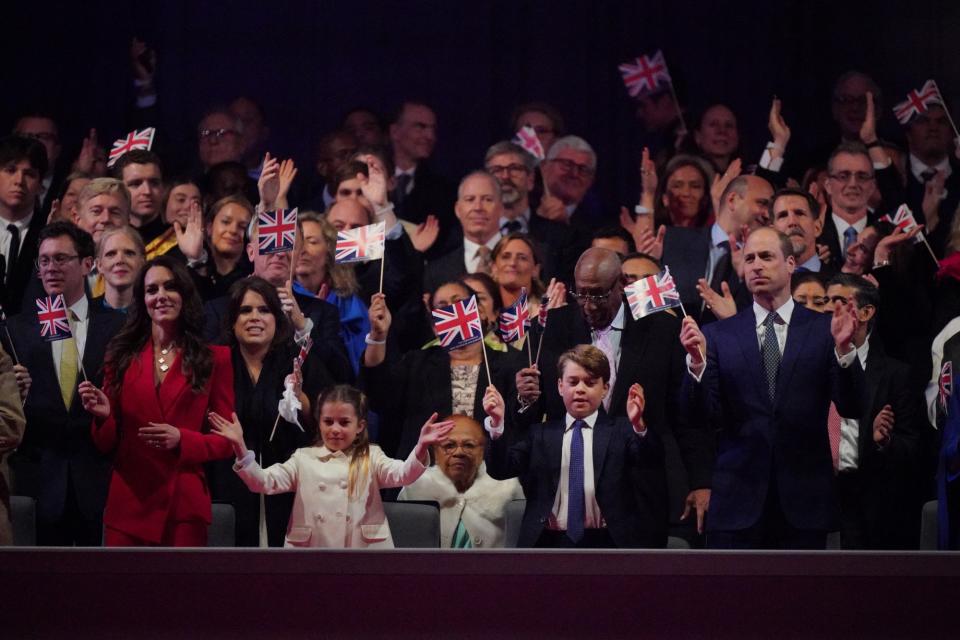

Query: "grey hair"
(457, 170), (502, 201)
(485, 141), (536, 172)
(546, 135), (597, 170)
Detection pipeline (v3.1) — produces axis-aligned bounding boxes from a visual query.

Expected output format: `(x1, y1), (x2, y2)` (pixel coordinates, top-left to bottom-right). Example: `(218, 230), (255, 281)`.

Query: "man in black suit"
(484, 141), (580, 285)
(112, 150), (168, 249)
(423, 171), (503, 295)
(12, 113), (65, 217)
(825, 274), (923, 549)
(203, 217), (353, 383)
(536, 135), (608, 230)
(388, 101), (456, 256)
(8, 221), (125, 545)
(499, 344), (666, 548)
(515, 247), (713, 540)
(0, 135), (48, 315)
(772, 187), (838, 277)
(662, 174), (773, 325)
(901, 104), (959, 258)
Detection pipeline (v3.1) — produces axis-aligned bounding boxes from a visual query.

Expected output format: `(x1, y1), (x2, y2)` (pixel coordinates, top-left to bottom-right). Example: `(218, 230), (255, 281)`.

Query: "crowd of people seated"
(1, 40), (958, 550)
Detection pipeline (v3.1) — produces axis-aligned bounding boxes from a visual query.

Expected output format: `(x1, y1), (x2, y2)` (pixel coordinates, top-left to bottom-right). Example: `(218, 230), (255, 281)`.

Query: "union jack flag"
(618, 50), (672, 98)
(258, 208), (298, 255)
(625, 266), (682, 320)
(513, 126), (545, 161)
(893, 80), (942, 125)
(335, 221), (385, 263)
(538, 294), (549, 328)
(432, 295), (483, 350)
(498, 288), (529, 344)
(107, 127), (156, 167)
(294, 336), (313, 370)
(880, 204), (924, 244)
(941, 361), (954, 411)
(36, 295), (72, 342)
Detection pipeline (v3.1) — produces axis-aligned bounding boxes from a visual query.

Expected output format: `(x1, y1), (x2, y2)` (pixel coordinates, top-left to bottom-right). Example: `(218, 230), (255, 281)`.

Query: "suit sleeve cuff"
(835, 347), (857, 368)
(686, 354), (706, 382)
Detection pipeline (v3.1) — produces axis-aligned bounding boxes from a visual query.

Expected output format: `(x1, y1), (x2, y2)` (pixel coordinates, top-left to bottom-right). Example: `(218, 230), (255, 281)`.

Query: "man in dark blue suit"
(679, 227), (864, 549)
(492, 345), (666, 548)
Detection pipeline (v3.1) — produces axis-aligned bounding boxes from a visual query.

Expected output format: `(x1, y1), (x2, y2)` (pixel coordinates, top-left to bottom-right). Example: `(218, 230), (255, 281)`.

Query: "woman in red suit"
(79, 255), (235, 546)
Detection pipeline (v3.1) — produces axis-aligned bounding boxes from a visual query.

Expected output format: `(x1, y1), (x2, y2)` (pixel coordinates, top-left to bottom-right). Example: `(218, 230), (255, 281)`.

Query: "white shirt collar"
(799, 254), (823, 272)
(499, 209), (531, 232)
(394, 166), (416, 178)
(67, 294), (89, 322)
(909, 153), (951, 183)
(710, 222), (729, 248)
(832, 214), (867, 236)
(857, 336), (871, 369)
(0, 211), (33, 232)
(592, 303), (625, 334)
(463, 233), (501, 255)
(565, 410), (599, 430)
(753, 296), (795, 328)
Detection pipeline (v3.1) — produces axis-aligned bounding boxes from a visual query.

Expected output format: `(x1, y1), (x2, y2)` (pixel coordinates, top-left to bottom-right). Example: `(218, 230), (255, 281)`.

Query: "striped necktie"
(451, 517), (474, 548)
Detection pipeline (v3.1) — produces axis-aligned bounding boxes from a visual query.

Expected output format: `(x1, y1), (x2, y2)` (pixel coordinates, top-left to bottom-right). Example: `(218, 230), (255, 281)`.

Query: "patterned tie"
(501, 219), (523, 235)
(392, 173), (412, 212)
(59, 311), (80, 409)
(474, 246), (492, 274)
(761, 312), (781, 402)
(593, 327), (617, 411)
(828, 402), (842, 472)
(921, 169), (937, 183)
(451, 517), (474, 548)
(842, 227), (858, 257)
(6, 224), (20, 286)
(567, 419), (586, 544)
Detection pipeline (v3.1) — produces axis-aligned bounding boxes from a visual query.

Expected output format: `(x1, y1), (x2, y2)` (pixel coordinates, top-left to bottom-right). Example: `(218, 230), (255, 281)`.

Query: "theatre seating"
(10, 495), (36, 546)
(384, 500), (440, 548)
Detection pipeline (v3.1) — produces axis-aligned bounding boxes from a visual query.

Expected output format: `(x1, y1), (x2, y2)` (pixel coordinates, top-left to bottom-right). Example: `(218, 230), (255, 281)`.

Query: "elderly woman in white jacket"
(210, 385), (453, 548)
(399, 415), (523, 548)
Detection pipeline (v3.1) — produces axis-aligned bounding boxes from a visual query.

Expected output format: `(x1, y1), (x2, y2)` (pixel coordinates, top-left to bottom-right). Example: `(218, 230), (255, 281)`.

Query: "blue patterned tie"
(761, 312), (781, 402)
(843, 226), (858, 256)
(567, 419), (586, 543)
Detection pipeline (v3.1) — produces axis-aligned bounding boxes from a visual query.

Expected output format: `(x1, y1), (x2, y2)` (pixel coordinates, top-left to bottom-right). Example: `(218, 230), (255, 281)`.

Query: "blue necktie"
(842, 226), (858, 256)
(761, 312), (781, 402)
(567, 419), (585, 543)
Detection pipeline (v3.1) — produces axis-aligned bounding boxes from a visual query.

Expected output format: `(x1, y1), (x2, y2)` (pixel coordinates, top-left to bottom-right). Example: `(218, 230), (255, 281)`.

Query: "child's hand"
(413, 412), (456, 464)
(626, 383), (646, 432)
(482, 385), (505, 428)
(209, 411), (248, 457)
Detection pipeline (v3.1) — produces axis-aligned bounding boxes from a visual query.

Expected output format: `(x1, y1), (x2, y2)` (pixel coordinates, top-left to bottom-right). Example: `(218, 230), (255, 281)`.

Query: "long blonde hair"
(314, 385), (370, 498)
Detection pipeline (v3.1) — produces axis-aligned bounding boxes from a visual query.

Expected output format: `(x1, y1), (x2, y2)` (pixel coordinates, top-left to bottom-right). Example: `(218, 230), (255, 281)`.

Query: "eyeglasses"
(37, 254), (79, 270)
(828, 171), (874, 184)
(551, 158), (594, 177)
(18, 131), (59, 143)
(573, 287), (616, 305)
(438, 441), (480, 454)
(199, 128), (239, 141)
(486, 163), (529, 177)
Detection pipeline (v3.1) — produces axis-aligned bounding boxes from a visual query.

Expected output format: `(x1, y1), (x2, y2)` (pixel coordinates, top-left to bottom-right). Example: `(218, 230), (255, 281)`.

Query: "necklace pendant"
(159, 362), (170, 373)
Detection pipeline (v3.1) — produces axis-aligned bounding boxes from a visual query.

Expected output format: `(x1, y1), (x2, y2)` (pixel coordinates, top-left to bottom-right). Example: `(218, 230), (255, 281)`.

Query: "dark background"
(3, 0), (958, 207)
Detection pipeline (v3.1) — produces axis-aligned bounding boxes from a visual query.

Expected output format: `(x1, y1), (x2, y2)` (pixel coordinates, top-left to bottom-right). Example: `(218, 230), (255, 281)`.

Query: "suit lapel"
(774, 307), (814, 406)
(733, 309), (766, 403)
(592, 412), (612, 483)
(546, 419), (565, 499)
(609, 316), (650, 410)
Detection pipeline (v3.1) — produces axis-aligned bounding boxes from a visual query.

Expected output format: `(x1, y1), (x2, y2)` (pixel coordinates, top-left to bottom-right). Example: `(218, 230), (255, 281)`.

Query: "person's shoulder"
(209, 344), (233, 363)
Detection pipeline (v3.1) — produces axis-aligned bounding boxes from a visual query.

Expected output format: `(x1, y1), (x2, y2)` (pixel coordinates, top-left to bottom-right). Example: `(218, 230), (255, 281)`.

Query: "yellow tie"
(92, 273), (105, 298)
(59, 311), (79, 409)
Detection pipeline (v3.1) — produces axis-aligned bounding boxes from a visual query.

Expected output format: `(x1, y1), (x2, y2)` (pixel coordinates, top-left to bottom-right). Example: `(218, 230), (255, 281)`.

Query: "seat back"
(383, 501), (440, 548)
(503, 499), (526, 548)
(208, 502), (237, 548)
(10, 495), (36, 546)
(920, 500), (938, 550)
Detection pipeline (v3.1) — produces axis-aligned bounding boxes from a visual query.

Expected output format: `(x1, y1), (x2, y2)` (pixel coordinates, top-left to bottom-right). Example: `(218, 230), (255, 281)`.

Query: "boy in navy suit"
(485, 344), (667, 548)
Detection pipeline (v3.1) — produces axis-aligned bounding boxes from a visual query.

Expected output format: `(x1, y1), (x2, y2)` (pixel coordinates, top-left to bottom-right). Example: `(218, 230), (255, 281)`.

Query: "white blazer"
(398, 463), (524, 548)
(235, 444), (426, 548)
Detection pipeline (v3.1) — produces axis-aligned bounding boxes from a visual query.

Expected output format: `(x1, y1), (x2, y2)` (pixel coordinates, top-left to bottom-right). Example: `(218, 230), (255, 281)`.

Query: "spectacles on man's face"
(573, 286), (616, 305)
(438, 441), (480, 455)
(37, 253), (79, 270)
(199, 128), (239, 142)
(486, 163), (529, 177)
(551, 158), (594, 177)
(18, 131), (59, 143)
(828, 171), (874, 184)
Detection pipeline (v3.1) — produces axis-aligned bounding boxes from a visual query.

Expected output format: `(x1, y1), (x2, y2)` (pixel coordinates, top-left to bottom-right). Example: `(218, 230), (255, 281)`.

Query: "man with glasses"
(399, 414), (523, 548)
(7, 221), (124, 545)
(515, 246), (712, 542)
(538, 136), (606, 230)
(484, 140), (578, 284)
(0, 135), (48, 314)
(197, 108), (245, 171)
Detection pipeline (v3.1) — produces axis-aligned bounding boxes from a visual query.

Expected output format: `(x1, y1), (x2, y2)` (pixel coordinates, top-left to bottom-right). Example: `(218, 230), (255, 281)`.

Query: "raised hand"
(414, 413), (456, 462)
(368, 292), (392, 340)
(410, 215), (440, 253)
(208, 411), (248, 457)
(78, 380), (109, 418)
(633, 225), (666, 260)
(639, 146), (657, 208)
(174, 200), (204, 261)
(767, 97), (791, 152)
(515, 366), (541, 406)
(679, 316), (707, 368)
(830, 300), (859, 355)
(278, 280), (306, 332)
(859, 91), (878, 145)
(258, 152), (280, 210)
(358, 155), (388, 208)
(872, 404), (894, 447)
(873, 224), (924, 264)
(711, 157), (742, 214)
(729, 228), (748, 278)
(47, 199), (61, 224)
(625, 383), (646, 431)
(817, 243), (832, 265)
(922, 170), (946, 233)
(545, 277), (568, 310)
(483, 385), (505, 429)
(696, 278), (736, 320)
(130, 37), (156, 84)
(536, 193), (567, 223)
(139, 422), (181, 451)
(276, 158), (298, 209)
(72, 128), (99, 174)
(808, 181), (830, 222)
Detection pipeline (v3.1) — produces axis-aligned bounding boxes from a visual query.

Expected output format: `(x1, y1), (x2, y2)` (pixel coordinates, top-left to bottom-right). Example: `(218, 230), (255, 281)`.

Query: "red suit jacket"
(92, 341), (235, 543)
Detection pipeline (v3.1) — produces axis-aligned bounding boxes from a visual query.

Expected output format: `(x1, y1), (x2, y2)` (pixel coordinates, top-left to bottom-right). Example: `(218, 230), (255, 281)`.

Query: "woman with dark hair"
(79, 256), (235, 546)
(688, 103), (741, 174)
(653, 154), (714, 229)
(189, 194), (254, 300)
(460, 271), (504, 349)
(360, 282), (524, 479)
(206, 276), (334, 546)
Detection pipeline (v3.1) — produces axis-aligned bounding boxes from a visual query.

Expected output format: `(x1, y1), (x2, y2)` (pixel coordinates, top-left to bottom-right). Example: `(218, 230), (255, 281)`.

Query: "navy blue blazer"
(508, 412), (667, 548)
(688, 304), (864, 532)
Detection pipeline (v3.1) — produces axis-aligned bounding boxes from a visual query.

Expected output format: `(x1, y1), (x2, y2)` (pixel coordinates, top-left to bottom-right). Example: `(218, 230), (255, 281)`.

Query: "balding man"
(399, 415), (523, 548)
(516, 246), (712, 541)
(680, 226), (864, 549)
(424, 171), (503, 294)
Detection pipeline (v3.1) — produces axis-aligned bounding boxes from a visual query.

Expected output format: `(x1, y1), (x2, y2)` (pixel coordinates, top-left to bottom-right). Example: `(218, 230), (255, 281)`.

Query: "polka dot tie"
(761, 312), (781, 402)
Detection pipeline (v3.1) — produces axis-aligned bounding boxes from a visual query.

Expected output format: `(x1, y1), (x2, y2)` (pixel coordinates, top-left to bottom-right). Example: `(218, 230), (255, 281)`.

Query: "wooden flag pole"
(2, 326), (19, 365)
(663, 61), (688, 134)
(526, 331), (533, 368)
(378, 253), (386, 294)
(920, 234), (941, 267)
(480, 337), (493, 390)
(932, 81), (960, 141)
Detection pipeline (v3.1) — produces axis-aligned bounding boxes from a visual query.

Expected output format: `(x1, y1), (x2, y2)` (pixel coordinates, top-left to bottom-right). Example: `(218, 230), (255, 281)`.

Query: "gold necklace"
(157, 343), (176, 373)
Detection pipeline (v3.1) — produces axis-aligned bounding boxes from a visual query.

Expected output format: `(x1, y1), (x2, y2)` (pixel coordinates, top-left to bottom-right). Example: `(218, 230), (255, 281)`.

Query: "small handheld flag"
(432, 295), (484, 350)
(941, 361), (954, 411)
(335, 221), (386, 263)
(619, 50), (672, 98)
(107, 128), (156, 167)
(625, 267), (682, 320)
(498, 288), (529, 344)
(880, 204), (924, 244)
(513, 126), (545, 161)
(537, 295), (549, 328)
(36, 295), (72, 342)
(258, 208), (298, 255)
(294, 336), (313, 370)
(893, 80), (942, 125)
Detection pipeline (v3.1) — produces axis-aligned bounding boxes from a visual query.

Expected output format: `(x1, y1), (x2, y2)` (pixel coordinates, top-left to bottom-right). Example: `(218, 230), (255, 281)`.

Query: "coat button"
(473, 536), (483, 546)
(339, 480), (348, 489)
(336, 511), (343, 518)
(318, 482), (326, 491)
(345, 514), (351, 522)
(538, 517), (547, 524)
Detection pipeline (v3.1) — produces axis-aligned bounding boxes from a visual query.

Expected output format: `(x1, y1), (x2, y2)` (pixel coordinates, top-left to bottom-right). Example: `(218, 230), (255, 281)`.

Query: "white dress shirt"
(462, 234), (501, 273)
(0, 212), (32, 267)
(549, 411), (604, 531)
(832, 214), (867, 255)
(394, 166), (416, 196)
(909, 154), (952, 183)
(499, 208), (531, 235)
(838, 339), (871, 471)
(53, 295), (89, 380)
